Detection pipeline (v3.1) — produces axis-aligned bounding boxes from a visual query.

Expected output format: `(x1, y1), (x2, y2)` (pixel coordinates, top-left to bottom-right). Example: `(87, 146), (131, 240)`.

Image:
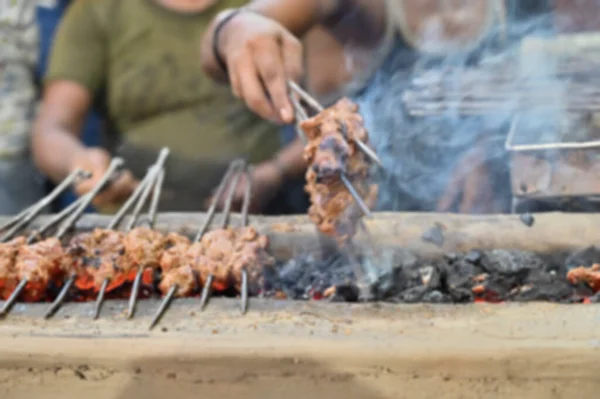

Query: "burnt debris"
(268, 246), (599, 304)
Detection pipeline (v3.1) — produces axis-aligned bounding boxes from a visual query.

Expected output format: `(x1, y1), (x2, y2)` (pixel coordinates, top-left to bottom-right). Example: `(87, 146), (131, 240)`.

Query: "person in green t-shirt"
(32, 0), (306, 213)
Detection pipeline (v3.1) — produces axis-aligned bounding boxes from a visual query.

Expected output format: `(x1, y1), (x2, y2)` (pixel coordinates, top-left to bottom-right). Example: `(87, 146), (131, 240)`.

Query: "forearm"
(32, 121), (86, 183)
(200, 0), (342, 81)
(273, 136), (306, 179)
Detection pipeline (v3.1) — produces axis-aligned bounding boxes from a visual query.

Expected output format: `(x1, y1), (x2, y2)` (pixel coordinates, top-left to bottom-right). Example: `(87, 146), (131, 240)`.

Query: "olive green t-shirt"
(46, 0), (279, 164)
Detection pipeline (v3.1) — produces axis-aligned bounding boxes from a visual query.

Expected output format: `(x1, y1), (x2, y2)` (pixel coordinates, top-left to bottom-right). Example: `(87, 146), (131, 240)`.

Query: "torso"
(95, 0), (279, 163)
(351, 1), (507, 212)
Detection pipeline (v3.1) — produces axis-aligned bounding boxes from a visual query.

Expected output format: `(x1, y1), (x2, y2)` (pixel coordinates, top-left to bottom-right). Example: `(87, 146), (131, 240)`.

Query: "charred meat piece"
(14, 237), (67, 302)
(158, 265), (199, 297)
(67, 229), (128, 292)
(123, 227), (166, 268)
(301, 98), (378, 243)
(197, 227), (274, 293)
(0, 237), (26, 300)
(158, 241), (202, 297)
(567, 264), (600, 293)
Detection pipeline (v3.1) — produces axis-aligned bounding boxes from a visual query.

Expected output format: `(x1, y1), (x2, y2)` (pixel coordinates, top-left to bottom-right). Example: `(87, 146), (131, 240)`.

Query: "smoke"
(351, 8), (559, 213)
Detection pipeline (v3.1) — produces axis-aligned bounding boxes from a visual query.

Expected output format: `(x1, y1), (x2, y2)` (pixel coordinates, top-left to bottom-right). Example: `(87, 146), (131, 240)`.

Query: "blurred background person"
(34, 0), (307, 214)
(0, 0), (45, 214)
(36, 0), (103, 213)
(201, 0), (541, 214)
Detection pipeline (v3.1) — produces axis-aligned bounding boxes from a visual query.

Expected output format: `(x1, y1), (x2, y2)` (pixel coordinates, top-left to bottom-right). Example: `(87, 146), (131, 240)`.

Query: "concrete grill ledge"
(0, 212), (599, 398)
(19, 211), (600, 258)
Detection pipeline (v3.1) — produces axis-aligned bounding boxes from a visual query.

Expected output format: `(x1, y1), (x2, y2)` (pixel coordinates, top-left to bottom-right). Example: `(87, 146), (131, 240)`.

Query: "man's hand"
(207, 160), (284, 214)
(70, 147), (138, 208)
(219, 11), (303, 124)
(436, 144), (495, 214)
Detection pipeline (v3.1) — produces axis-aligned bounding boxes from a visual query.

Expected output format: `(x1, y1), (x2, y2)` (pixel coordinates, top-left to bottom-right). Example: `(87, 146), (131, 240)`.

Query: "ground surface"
(0, 299), (598, 399)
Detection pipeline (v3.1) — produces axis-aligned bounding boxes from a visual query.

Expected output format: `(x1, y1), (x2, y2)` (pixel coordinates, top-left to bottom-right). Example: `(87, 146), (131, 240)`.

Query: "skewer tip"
(127, 268), (144, 319)
(199, 275), (213, 311)
(93, 279), (108, 320)
(149, 285), (177, 330)
(240, 269), (249, 315)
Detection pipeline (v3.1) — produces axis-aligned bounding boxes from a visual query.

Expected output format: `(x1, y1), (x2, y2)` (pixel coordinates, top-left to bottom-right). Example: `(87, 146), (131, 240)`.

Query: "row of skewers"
(0, 150), (273, 329)
(0, 82), (383, 329)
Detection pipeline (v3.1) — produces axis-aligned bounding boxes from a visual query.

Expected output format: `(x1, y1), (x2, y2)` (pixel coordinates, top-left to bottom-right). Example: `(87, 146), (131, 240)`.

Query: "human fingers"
(92, 170), (137, 207)
(235, 50), (279, 122)
(252, 36), (294, 123)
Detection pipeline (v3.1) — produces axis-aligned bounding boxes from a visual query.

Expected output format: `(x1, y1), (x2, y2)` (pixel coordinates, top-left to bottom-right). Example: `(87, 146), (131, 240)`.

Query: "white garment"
(0, 0), (39, 157)
(0, 0), (44, 214)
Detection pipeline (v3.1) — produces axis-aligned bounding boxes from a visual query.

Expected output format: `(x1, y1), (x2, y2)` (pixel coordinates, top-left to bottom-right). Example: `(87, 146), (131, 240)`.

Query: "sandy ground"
(0, 299), (598, 399)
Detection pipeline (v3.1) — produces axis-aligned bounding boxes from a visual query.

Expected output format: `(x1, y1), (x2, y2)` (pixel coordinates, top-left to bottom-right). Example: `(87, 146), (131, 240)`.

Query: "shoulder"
(61, 0), (122, 30)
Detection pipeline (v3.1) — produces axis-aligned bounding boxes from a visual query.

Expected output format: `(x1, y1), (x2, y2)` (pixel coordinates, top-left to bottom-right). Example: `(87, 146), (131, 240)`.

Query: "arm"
(200, 0), (341, 83)
(32, 81), (90, 183)
(32, 1), (137, 206)
(32, 0), (105, 182)
(273, 136), (306, 179)
(200, 0), (385, 124)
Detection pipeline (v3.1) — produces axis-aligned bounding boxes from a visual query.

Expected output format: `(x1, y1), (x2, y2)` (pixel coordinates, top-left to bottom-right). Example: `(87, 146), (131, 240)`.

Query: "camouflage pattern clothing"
(0, 0), (44, 214)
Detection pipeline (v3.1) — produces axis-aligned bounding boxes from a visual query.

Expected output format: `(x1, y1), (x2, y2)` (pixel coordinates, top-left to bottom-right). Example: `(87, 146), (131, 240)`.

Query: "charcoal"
(512, 271), (574, 301)
(268, 246), (593, 305)
(330, 284), (360, 302)
(572, 283), (595, 298)
(477, 274), (522, 301)
(565, 246), (600, 270)
(519, 213), (535, 227)
(444, 252), (459, 262)
(421, 225), (444, 247)
(464, 250), (482, 264)
(442, 259), (481, 302)
(418, 265), (442, 289)
(398, 286), (431, 303)
(589, 292), (600, 303)
(422, 290), (450, 303)
(480, 249), (543, 276)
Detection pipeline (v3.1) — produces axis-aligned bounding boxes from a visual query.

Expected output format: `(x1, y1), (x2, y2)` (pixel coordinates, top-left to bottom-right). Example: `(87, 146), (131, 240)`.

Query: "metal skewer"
(94, 149), (169, 320)
(39, 164), (131, 319)
(42, 150), (168, 320)
(0, 204), (35, 232)
(240, 268), (248, 315)
(1, 169), (90, 242)
(55, 158), (125, 239)
(149, 159), (250, 329)
(93, 278), (108, 320)
(287, 80), (383, 167)
(148, 284), (177, 330)
(26, 194), (89, 244)
(127, 165), (166, 319)
(0, 279), (28, 317)
(4, 166), (119, 319)
(44, 274), (75, 319)
(289, 85), (374, 217)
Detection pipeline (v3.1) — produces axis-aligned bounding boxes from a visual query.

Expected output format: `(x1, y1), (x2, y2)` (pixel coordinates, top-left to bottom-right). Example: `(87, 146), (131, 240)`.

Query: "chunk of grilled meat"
(197, 227), (274, 294)
(158, 241), (202, 297)
(567, 264), (600, 293)
(15, 237), (67, 302)
(301, 98), (378, 243)
(123, 227), (166, 269)
(0, 237), (26, 300)
(67, 229), (128, 292)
